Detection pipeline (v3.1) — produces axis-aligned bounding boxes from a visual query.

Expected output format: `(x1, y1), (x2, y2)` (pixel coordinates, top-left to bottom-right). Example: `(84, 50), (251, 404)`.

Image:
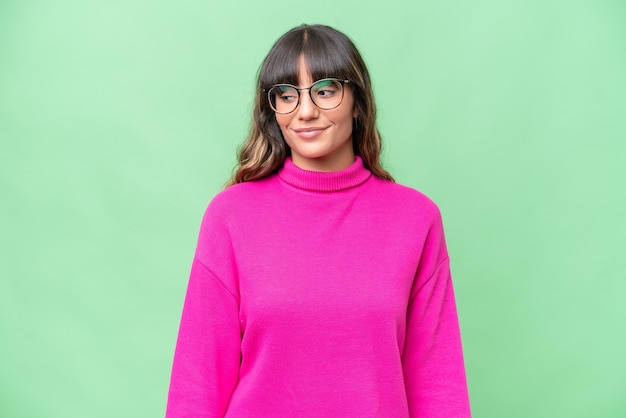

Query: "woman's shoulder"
(369, 176), (442, 217)
(205, 176), (278, 215)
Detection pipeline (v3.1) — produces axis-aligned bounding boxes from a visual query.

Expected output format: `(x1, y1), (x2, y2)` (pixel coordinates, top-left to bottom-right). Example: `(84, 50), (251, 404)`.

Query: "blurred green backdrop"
(1, 0), (625, 417)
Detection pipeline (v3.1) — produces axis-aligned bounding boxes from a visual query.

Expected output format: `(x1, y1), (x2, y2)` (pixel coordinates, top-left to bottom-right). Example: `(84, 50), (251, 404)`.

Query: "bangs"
(259, 26), (355, 88)
(260, 42), (301, 87)
(301, 39), (352, 83)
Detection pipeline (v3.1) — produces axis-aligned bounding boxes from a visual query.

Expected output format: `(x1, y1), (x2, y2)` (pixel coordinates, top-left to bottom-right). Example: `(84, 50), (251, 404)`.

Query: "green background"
(1, 0), (625, 416)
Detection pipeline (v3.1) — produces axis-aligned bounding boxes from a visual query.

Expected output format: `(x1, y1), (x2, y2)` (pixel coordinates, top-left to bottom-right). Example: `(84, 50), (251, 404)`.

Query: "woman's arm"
(402, 213), (471, 417)
(166, 201), (241, 417)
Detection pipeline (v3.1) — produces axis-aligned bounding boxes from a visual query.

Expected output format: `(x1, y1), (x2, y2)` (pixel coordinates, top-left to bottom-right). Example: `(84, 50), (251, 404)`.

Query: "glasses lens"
(268, 85), (298, 114)
(311, 79), (344, 110)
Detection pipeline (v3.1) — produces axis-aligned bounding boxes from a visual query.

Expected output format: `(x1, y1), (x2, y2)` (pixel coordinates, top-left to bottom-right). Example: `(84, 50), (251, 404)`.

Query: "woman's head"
(229, 24), (393, 185)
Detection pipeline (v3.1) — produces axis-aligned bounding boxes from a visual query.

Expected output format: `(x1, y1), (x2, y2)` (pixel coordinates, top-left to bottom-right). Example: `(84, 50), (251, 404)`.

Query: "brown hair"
(227, 24), (393, 186)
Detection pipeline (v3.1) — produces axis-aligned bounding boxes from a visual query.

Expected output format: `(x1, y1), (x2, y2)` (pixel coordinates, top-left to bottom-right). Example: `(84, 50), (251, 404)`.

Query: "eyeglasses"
(265, 78), (350, 114)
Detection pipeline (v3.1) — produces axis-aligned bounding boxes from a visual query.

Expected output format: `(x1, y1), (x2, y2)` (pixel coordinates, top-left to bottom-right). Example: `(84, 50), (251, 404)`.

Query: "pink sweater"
(167, 157), (471, 417)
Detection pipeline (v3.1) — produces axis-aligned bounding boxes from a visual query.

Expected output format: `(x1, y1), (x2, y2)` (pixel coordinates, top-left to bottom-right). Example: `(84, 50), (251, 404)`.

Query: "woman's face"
(275, 56), (357, 172)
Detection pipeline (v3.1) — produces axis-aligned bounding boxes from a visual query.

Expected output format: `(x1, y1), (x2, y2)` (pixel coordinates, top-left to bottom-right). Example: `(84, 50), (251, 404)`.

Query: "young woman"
(167, 24), (471, 417)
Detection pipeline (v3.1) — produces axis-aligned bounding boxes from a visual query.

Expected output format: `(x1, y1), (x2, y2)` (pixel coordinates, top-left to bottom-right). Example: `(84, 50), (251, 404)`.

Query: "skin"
(275, 56), (358, 172)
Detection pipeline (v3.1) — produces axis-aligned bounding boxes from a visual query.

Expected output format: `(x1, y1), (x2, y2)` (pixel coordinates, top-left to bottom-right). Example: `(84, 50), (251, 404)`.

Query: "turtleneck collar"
(277, 156), (372, 193)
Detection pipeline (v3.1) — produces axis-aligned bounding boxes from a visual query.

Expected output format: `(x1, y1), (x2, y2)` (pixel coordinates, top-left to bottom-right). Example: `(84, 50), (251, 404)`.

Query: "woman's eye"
(313, 80), (340, 99)
(315, 89), (336, 99)
(316, 88), (337, 97)
(278, 94), (297, 103)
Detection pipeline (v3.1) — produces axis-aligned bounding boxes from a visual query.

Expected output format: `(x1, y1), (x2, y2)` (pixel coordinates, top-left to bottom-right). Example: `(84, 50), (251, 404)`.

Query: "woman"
(167, 24), (471, 417)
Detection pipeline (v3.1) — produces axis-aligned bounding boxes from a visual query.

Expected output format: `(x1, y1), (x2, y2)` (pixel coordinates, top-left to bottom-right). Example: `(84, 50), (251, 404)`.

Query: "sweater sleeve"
(402, 211), (471, 417)
(166, 203), (241, 418)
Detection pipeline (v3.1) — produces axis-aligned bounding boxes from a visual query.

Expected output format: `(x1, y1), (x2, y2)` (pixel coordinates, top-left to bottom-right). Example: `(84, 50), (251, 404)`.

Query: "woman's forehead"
(295, 56), (314, 86)
(264, 52), (349, 88)
(288, 55), (345, 85)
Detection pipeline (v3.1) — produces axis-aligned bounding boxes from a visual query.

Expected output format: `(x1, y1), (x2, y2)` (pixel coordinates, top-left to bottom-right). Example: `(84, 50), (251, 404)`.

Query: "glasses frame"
(264, 78), (351, 114)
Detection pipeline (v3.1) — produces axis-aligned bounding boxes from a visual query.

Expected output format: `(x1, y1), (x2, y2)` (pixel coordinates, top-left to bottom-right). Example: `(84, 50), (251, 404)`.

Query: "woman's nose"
(296, 90), (319, 120)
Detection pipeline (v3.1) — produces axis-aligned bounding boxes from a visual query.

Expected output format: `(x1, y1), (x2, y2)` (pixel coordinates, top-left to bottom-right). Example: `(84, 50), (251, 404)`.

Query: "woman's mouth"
(292, 127), (327, 139)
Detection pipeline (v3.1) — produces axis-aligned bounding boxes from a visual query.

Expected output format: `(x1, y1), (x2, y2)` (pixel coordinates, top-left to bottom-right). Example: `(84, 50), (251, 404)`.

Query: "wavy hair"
(227, 24), (393, 186)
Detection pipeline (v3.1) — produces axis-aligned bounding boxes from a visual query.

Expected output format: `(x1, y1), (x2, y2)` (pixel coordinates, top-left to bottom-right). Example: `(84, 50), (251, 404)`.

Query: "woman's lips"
(292, 127), (327, 139)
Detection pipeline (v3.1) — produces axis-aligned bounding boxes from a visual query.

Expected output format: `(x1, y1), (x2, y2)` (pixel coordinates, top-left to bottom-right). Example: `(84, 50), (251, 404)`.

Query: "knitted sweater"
(166, 157), (471, 417)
